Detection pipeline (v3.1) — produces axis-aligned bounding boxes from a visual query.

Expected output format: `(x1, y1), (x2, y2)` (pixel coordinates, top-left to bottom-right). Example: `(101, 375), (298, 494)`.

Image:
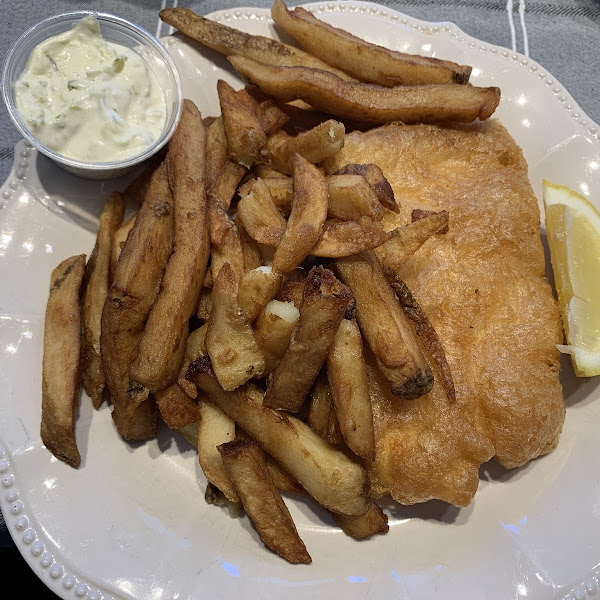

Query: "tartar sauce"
(14, 16), (167, 162)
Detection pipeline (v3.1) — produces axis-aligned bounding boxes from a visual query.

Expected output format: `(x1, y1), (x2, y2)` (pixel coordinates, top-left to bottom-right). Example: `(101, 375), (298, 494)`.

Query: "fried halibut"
(324, 121), (564, 506)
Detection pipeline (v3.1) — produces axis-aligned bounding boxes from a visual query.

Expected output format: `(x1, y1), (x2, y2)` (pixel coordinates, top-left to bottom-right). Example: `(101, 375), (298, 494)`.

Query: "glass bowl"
(2, 11), (183, 180)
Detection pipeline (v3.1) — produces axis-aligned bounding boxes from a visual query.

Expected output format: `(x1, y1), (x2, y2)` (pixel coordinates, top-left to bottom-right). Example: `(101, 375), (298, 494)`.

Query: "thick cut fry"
(384, 268), (456, 403)
(218, 439), (311, 564)
(329, 502), (389, 539)
(155, 384), (198, 429)
(237, 178), (287, 246)
(374, 210), (449, 271)
(238, 266), (282, 322)
(326, 319), (375, 459)
(41, 254), (86, 468)
(110, 213), (136, 282)
(205, 117), (227, 192)
(123, 153), (166, 205)
(256, 99), (290, 135)
(236, 214), (263, 270)
(198, 400), (239, 502)
(264, 266), (352, 412)
(272, 154), (328, 274)
(82, 193), (125, 409)
(272, 0), (471, 86)
(308, 370), (343, 446)
(276, 273), (306, 308)
(196, 286), (212, 322)
(218, 80), (267, 166)
(311, 217), (391, 257)
(267, 120), (345, 175)
(159, 7), (355, 80)
(177, 324), (208, 398)
(205, 263), (265, 390)
(131, 100), (210, 392)
(101, 163), (173, 440)
(211, 160), (246, 210)
(254, 300), (300, 375)
(229, 57), (500, 124)
(193, 367), (370, 516)
(333, 163), (398, 213)
(335, 252), (433, 399)
(210, 203), (245, 284)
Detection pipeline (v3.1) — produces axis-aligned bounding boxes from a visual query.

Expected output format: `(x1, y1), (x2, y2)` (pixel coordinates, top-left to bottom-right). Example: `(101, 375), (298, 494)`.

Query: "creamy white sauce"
(14, 16), (166, 162)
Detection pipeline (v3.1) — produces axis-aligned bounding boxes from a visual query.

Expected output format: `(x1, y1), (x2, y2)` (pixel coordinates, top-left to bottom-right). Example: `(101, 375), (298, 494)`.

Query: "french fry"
(271, 0), (471, 86)
(237, 177), (287, 246)
(326, 318), (375, 459)
(131, 100), (210, 392)
(193, 365), (370, 516)
(204, 482), (243, 518)
(110, 213), (136, 282)
(335, 252), (433, 399)
(196, 286), (212, 322)
(229, 56), (500, 124)
(384, 268), (456, 403)
(205, 263), (265, 390)
(267, 120), (345, 175)
(238, 266), (282, 322)
(275, 272), (306, 308)
(159, 7), (355, 80)
(333, 163), (399, 213)
(374, 210), (449, 271)
(218, 80), (267, 166)
(123, 153), (166, 205)
(218, 439), (312, 564)
(198, 399), (239, 502)
(308, 370), (343, 446)
(177, 324), (208, 398)
(210, 203), (245, 283)
(41, 254), (86, 468)
(272, 154), (328, 273)
(253, 164), (288, 179)
(254, 300), (300, 375)
(211, 160), (246, 210)
(311, 217), (391, 257)
(264, 266), (351, 411)
(205, 117), (227, 192)
(329, 502), (389, 539)
(82, 192), (125, 409)
(101, 163), (174, 440)
(155, 384), (198, 429)
(256, 99), (290, 135)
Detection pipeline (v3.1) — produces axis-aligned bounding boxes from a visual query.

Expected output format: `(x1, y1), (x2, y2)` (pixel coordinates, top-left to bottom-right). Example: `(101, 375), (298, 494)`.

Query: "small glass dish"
(2, 11), (182, 180)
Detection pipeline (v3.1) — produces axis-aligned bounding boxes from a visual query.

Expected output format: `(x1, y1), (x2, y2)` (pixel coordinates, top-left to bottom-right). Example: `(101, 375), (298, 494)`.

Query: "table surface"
(1, 0), (600, 598)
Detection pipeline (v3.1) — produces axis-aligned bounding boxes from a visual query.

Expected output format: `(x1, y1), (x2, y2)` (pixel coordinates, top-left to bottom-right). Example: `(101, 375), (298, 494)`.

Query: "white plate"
(1, 3), (600, 599)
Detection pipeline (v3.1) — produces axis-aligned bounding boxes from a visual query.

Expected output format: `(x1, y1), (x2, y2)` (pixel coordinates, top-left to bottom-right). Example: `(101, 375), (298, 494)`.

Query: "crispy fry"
(198, 399), (239, 502)
(82, 193), (125, 409)
(273, 154), (328, 273)
(264, 266), (352, 411)
(333, 163), (398, 213)
(253, 164), (288, 179)
(311, 217), (391, 257)
(205, 117), (227, 192)
(194, 366), (370, 516)
(218, 80), (267, 166)
(123, 154), (166, 205)
(326, 318), (375, 459)
(272, 0), (471, 86)
(205, 263), (265, 390)
(384, 268), (456, 403)
(155, 384), (198, 429)
(254, 299), (300, 375)
(110, 213), (136, 282)
(237, 177), (287, 246)
(218, 439), (311, 564)
(41, 254), (86, 468)
(211, 160), (246, 210)
(177, 325), (208, 398)
(236, 214), (263, 270)
(276, 272), (306, 308)
(229, 56), (500, 124)
(204, 482), (243, 518)
(374, 210), (449, 271)
(256, 99), (290, 135)
(335, 252), (433, 399)
(412, 207), (449, 233)
(196, 286), (212, 322)
(101, 163), (174, 440)
(160, 7), (355, 80)
(131, 100), (210, 392)
(308, 370), (343, 446)
(210, 203), (245, 283)
(329, 502), (389, 539)
(267, 120), (345, 175)
(238, 266), (282, 322)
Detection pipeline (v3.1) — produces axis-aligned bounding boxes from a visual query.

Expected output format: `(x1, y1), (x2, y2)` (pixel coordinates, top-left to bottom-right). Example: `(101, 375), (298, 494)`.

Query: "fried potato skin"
(229, 56), (500, 124)
(131, 100), (210, 392)
(218, 439), (311, 564)
(311, 217), (391, 258)
(155, 384), (199, 429)
(110, 213), (136, 282)
(329, 501), (389, 539)
(42, 254), (86, 468)
(82, 193), (125, 409)
(308, 370), (343, 446)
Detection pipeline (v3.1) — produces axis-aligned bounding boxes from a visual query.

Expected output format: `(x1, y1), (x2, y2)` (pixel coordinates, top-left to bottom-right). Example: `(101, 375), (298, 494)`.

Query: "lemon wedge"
(543, 180), (600, 376)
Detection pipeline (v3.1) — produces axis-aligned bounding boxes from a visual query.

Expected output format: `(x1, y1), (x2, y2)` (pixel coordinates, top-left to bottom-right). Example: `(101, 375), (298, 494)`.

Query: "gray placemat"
(1, 0), (599, 550)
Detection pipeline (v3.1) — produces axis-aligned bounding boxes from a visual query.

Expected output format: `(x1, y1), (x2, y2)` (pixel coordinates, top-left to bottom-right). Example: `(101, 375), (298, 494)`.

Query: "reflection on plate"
(1, 3), (599, 600)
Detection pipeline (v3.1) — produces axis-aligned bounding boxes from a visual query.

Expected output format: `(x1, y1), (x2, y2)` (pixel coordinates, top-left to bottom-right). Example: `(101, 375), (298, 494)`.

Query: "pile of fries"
(41, 1), (493, 564)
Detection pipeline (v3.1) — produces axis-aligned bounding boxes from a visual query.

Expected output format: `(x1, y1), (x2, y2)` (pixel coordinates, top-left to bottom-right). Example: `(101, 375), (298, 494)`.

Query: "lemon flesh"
(543, 180), (600, 376)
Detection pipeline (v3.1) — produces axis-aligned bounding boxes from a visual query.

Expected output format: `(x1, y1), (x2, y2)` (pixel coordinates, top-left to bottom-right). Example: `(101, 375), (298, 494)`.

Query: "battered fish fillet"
(323, 121), (564, 507)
